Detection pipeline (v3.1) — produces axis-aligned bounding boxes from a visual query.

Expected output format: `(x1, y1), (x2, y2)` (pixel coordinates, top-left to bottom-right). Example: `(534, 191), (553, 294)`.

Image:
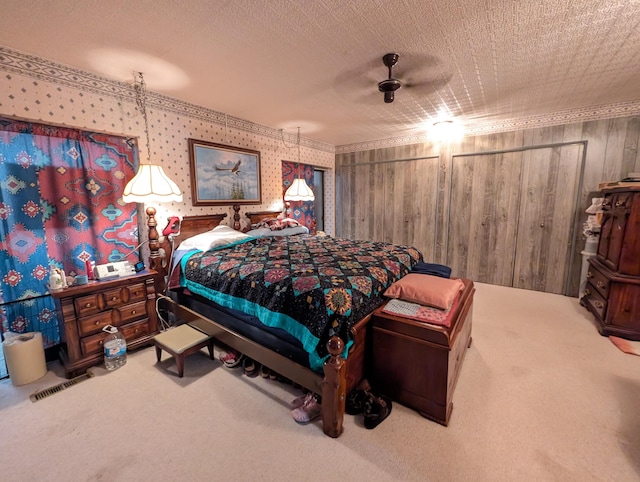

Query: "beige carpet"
(1, 282), (640, 482)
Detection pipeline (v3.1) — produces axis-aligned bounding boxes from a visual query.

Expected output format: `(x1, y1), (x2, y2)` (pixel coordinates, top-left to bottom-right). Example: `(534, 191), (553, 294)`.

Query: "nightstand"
(52, 270), (159, 377)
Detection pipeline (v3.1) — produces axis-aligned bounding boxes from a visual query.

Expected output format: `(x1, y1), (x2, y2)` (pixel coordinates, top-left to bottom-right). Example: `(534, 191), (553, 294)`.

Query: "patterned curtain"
(0, 118), (138, 348)
(282, 160), (315, 232)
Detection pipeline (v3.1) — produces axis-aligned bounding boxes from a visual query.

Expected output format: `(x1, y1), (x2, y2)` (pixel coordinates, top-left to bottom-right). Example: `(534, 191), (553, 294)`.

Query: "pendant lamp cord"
(134, 72), (152, 164)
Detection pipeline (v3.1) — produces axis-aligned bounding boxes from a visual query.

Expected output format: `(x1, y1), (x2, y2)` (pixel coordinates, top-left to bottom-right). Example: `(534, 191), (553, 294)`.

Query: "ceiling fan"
(378, 53), (403, 103)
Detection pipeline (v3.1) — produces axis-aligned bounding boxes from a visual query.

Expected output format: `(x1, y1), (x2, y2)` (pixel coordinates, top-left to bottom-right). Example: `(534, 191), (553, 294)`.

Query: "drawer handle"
(99, 340), (103, 346)
(595, 301), (603, 309)
(85, 303), (92, 308)
(596, 281), (605, 289)
(131, 310), (137, 315)
(584, 288), (591, 296)
(586, 271), (593, 279)
(112, 296), (118, 301)
(615, 200), (626, 207)
(95, 321), (100, 326)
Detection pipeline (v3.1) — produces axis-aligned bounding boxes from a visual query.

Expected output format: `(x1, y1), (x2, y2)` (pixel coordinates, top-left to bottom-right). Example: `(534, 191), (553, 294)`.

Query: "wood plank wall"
(336, 116), (640, 297)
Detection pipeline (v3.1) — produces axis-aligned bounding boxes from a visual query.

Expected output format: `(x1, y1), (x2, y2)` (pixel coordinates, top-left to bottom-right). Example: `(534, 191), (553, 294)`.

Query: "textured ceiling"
(1, 0), (640, 148)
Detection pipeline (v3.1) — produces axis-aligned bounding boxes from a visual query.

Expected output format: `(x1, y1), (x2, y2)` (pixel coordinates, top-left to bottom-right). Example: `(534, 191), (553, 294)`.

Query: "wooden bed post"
(146, 206), (166, 293)
(232, 204), (241, 231)
(322, 336), (346, 438)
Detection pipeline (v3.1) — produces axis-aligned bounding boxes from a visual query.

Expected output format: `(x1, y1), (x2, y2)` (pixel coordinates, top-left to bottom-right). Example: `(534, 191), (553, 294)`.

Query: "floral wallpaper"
(0, 47), (336, 252)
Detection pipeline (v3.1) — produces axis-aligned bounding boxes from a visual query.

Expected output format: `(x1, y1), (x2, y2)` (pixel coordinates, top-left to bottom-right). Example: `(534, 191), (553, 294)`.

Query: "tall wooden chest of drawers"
(581, 186), (640, 339)
(52, 270), (159, 376)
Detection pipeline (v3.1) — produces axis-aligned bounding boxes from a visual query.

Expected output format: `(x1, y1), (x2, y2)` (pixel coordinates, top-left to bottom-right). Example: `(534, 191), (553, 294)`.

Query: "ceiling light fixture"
(430, 118), (464, 143)
(283, 127), (315, 202)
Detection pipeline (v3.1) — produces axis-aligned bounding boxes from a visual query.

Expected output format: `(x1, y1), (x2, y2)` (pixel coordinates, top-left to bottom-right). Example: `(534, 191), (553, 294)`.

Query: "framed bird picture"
(188, 139), (262, 205)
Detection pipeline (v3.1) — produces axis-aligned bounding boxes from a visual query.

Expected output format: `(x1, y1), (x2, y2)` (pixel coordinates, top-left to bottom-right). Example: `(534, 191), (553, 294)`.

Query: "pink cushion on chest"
(384, 274), (465, 310)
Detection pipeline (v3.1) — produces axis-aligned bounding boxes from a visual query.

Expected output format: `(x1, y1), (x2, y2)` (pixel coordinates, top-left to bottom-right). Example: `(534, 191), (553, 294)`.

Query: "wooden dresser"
(52, 270), (159, 376)
(581, 186), (640, 339)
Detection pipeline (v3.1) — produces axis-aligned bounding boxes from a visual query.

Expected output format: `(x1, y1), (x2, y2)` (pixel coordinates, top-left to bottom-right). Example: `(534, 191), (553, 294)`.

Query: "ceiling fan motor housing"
(379, 53), (402, 103)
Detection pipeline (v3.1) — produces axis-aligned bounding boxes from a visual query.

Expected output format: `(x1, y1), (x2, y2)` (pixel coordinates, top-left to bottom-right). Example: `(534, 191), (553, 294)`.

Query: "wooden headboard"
(155, 206), (282, 279)
(242, 209), (281, 231)
(172, 214), (228, 247)
(156, 213), (227, 278)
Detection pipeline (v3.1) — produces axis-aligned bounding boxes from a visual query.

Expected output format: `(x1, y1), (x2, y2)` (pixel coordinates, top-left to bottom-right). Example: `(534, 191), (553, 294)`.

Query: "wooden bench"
(153, 324), (214, 377)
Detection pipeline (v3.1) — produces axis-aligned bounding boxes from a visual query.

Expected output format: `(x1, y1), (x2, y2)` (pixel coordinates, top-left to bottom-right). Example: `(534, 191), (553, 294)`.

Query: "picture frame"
(188, 138), (262, 206)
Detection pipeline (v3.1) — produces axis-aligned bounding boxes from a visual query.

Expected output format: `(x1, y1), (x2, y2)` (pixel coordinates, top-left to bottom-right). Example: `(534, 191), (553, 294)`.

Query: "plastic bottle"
(102, 325), (127, 370)
(49, 269), (63, 291)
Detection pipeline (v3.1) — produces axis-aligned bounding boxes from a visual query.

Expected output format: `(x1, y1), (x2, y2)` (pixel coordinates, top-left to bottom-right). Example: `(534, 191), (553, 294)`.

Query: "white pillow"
(177, 225), (251, 252)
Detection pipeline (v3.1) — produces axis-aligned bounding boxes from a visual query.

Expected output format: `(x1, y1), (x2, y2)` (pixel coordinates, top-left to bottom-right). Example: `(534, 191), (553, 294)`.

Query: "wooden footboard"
(152, 211), (374, 437)
(160, 295), (368, 438)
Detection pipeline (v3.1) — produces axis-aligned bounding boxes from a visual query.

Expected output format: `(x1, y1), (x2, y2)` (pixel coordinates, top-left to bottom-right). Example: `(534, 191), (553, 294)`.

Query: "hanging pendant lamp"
(284, 127), (314, 202)
(122, 72), (182, 204)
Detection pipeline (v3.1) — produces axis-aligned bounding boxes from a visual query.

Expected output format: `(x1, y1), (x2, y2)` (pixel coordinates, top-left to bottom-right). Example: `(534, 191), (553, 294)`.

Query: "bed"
(153, 205), (464, 437)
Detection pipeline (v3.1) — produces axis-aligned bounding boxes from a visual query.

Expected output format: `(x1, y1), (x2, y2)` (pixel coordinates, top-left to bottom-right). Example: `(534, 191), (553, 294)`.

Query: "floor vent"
(29, 370), (95, 403)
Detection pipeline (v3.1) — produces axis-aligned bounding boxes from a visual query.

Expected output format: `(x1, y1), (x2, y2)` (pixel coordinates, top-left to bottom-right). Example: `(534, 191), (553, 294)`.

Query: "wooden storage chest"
(370, 279), (474, 426)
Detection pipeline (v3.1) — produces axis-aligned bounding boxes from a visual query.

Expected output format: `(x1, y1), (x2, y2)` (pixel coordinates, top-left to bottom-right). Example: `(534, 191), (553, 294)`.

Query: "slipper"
(242, 357), (258, 377)
(290, 392), (313, 410)
(260, 365), (271, 378)
(291, 395), (322, 424)
(363, 393), (392, 429)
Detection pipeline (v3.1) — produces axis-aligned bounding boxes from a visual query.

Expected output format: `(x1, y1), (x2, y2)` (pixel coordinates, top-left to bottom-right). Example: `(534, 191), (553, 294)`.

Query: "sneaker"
(291, 395), (322, 425)
(219, 350), (244, 368)
(242, 357), (259, 377)
(290, 392), (314, 410)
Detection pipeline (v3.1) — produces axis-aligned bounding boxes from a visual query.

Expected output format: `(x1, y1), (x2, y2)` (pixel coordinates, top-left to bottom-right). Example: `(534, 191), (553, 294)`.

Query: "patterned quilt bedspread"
(179, 234), (422, 370)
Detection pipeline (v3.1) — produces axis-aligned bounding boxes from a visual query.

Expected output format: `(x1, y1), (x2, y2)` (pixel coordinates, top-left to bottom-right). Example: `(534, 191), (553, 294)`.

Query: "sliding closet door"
(336, 153), (439, 261)
(383, 156), (439, 261)
(336, 157), (385, 242)
(447, 151), (523, 285)
(513, 144), (583, 293)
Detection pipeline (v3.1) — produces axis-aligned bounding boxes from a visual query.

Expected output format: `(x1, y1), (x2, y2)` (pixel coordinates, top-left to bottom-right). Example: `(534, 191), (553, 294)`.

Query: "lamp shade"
(122, 164), (183, 203)
(284, 178), (315, 202)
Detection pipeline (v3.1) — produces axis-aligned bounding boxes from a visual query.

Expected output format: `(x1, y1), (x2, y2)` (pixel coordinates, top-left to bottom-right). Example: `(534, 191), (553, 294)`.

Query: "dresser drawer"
(75, 293), (101, 317)
(613, 192), (633, 211)
(583, 283), (608, 322)
(121, 318), (151, 340)
(586, 263), (610, 299)
(103, 287), (124, 308)
(77, 310), (116, 337)
(126, 283), (147, 303)
(116, 300), (147, 324)
(80, 319), (151, 357)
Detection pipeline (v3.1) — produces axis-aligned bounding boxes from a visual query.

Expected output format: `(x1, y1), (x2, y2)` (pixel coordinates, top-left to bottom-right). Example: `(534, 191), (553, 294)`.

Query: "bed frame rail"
(160, 295), (347, 437)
